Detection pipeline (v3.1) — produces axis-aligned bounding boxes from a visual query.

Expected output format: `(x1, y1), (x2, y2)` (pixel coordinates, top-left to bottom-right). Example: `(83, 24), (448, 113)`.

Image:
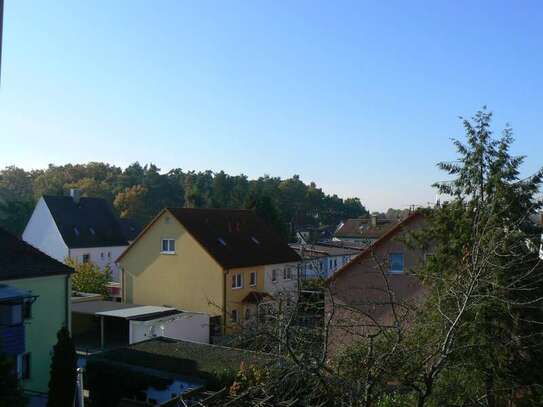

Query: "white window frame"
(389, 252), (405, 273)
(271, 269), (278, 283)
(232, 273), (243, 289)
(249, 271), (257, 287)
(283, 267), (292, 280)
(161, 239), (176, 254)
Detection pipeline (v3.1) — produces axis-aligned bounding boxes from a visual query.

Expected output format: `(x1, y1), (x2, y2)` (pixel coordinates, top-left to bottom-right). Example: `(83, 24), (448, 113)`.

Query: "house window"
(271, 269), (278, 283)
(17, 353), (30, 380)
(82, 254), (90, 263)
(329, 259), (333, 269)
(389, 253), (404, 273)
(245, 308), (251, 321)
(100, 252), (104, 260)
(107, 252), (111, 258)
(250, 272), (257, 287)
(231, 309), (239, 322)
(283, 267), (292, 280)
(161, 239), (176, 254)
(0, 303), (23, 326)
(232, 273), (243, 289)
(334, 259), (337, 268)
(23, 300), (32, 320)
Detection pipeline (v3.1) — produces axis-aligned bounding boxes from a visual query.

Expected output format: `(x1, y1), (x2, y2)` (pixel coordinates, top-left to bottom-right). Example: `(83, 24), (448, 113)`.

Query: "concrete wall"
(120, 211), (224, 317)
(22, 197), (68, 263)
(5, 274), (70, 394)
(129, 312), (210, 344)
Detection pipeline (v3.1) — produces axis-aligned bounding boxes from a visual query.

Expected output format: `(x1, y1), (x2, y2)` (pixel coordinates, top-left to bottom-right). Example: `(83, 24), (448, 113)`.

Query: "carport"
(72, 300), (179, 350)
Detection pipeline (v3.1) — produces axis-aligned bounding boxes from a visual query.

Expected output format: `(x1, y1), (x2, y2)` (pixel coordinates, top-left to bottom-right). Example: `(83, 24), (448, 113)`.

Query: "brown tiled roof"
(241, 291), (273, 304)
(0, 227), (73, 280)
(334, 217), (400, 239)
(132, 208), (300, 269)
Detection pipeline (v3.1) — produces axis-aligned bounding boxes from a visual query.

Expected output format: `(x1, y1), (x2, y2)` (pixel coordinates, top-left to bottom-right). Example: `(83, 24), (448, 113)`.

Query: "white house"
(290, 243), (360, 279)
(22, 189), (129, 282)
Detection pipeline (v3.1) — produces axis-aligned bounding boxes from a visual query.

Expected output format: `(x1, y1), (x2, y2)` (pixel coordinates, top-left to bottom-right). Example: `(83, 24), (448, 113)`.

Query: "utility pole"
(0, 0), (4, 85)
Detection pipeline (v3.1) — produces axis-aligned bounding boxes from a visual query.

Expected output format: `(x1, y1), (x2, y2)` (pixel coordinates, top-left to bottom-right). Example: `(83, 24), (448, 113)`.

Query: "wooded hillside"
(0, 163), (368, 239)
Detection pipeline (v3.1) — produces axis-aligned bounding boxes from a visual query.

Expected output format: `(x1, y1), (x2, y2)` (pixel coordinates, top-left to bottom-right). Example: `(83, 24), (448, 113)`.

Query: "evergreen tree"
(409, 108), (543, 405)
(0, 354), (25, 407)
(47, 327), (77, 407)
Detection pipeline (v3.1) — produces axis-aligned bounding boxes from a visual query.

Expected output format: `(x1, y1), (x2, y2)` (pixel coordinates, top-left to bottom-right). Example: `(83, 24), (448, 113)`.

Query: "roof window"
(74, 227), (80, 237)
(89, 227), (95, 236)
(251, 236), (260, 245)
(218, 238), (227, 246)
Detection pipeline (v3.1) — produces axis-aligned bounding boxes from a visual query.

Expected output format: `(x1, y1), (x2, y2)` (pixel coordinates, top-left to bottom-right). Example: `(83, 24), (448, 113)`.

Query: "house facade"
(118, 208), (300, 333)
(22, 189), (129, 282)
(326, 213), (428, 355)
(0, 227), (73, 396)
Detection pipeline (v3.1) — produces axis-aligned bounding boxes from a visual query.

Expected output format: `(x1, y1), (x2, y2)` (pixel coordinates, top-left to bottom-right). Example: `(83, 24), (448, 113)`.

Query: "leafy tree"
(47, 327), (77, 407)
(0, 353), (26, 407)
(245, 191), (288, 241)
(0, 197), (34, 236)
(68, 259), (111, 296)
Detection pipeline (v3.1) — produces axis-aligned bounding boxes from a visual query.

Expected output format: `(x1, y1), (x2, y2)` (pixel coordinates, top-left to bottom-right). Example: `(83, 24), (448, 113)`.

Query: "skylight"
(74, 227), (80, 237)
(251, 236), (260, 245)
(218, 238), (227, 246)
(89, 227), (95, 236)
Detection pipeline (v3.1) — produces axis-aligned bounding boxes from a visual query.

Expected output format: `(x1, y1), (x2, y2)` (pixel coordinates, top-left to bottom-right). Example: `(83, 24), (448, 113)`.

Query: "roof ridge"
(327, 212), (423, 284)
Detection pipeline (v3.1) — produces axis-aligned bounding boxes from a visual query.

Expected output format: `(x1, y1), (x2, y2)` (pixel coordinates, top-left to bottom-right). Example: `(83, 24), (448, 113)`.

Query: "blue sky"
(1, 1), (542, 211)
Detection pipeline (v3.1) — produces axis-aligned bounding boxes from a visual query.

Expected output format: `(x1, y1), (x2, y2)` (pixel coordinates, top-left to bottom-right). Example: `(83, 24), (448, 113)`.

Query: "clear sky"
(1, 1), (542, 211)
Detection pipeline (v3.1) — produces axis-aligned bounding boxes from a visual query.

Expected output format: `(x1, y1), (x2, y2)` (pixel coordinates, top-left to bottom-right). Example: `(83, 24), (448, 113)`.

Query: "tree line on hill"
(0, 164), (368, 239)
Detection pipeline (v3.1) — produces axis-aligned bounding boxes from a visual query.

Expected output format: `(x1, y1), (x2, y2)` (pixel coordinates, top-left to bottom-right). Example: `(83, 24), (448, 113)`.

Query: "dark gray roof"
(118, 218), (142, 241)
(167, 208), (300, 268)
(43, 196), (128, 249)
(0, 227), (73, 280)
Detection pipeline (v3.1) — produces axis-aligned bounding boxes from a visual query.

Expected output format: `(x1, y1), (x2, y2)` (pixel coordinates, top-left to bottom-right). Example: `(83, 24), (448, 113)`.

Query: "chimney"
(70, 188), (81, 204)
(370, 213), (378, 228)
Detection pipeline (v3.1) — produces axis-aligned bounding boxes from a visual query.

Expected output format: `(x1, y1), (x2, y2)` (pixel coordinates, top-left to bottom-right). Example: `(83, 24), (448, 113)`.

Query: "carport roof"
(72, 300), (141, 315)
(72, 300), (180, 320)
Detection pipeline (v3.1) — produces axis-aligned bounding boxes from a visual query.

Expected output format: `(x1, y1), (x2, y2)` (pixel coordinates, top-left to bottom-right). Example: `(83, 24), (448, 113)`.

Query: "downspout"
(65, 274), (71, 332)
(223, 269), (228, 336)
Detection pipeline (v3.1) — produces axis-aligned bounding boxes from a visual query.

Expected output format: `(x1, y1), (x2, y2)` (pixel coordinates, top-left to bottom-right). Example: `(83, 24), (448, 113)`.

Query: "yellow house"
(117, 208), (300, 334)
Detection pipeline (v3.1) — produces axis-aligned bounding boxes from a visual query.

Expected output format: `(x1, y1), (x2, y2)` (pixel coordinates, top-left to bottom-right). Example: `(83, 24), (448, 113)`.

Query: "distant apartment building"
(22, 189), (134, 282)
(290, 243), (360, 279)
(0, 227), (73, 398)
(117, 208), (300, 334)
(333, 214), (401, 247)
